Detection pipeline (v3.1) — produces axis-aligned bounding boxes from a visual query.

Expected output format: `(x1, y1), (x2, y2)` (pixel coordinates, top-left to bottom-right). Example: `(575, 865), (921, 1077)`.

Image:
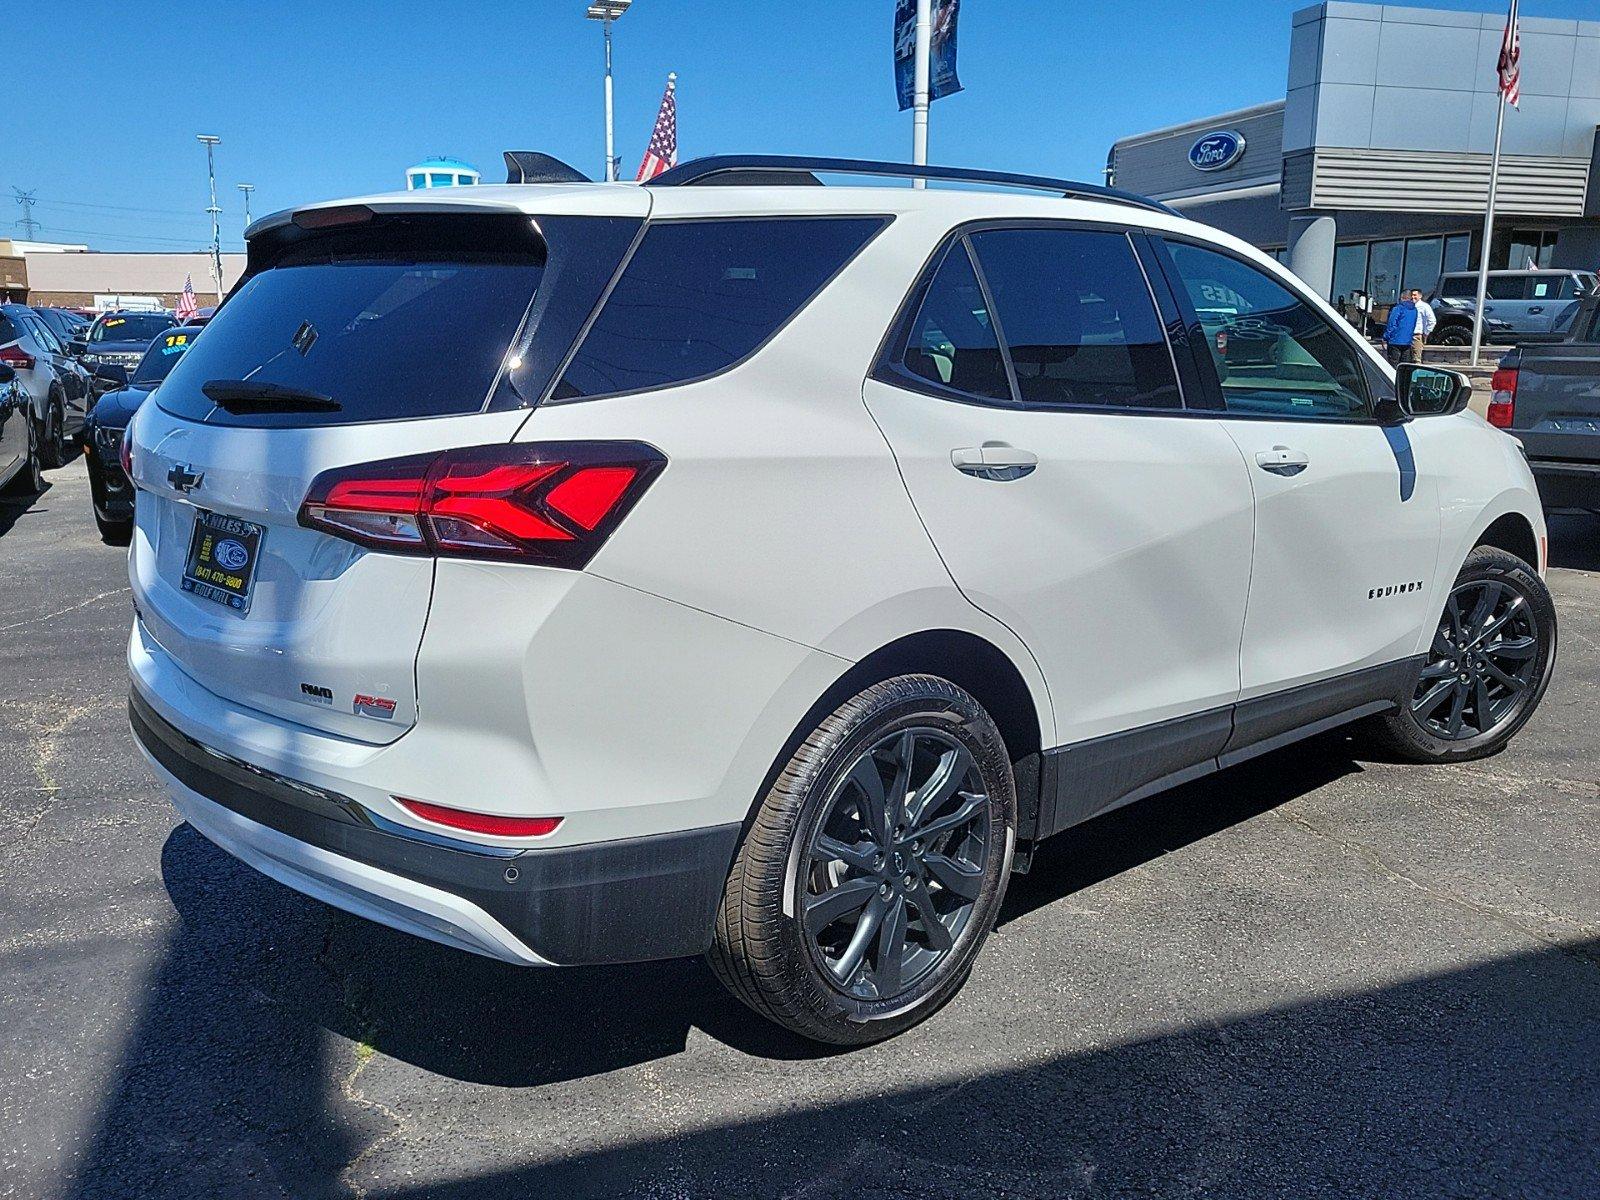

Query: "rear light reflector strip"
(299, 441), (665, 567)
(396, 797), (562, 839)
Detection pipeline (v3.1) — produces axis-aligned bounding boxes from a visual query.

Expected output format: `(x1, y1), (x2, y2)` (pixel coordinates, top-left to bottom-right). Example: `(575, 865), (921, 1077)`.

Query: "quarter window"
(967, 228), (1180, 409)
(1162, 240), (1370, 420)
(554, 217), (886, 400)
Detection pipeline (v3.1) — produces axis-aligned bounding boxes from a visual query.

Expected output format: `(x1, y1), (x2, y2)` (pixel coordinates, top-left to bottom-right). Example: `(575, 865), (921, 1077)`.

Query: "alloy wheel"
(799, 728), (991, 1002)
(1411, 579), (1540, 741)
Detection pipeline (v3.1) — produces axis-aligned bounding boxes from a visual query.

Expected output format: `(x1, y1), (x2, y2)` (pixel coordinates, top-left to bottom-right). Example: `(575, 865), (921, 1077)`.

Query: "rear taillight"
(299, 441), (665, 567)
(395, 797), (562, 839)
(119, 430), (134, 478)
(1488, 363), (1518, 429)
(0, 345), (35, 371)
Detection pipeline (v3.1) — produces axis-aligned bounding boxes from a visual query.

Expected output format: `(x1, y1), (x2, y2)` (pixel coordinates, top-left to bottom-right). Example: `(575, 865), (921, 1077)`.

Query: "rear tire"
(1435, 326), (1471, 347)
(708, 675), (1016, 1045)
(95, 510), (132, 545)
(1368, 546), (1556, 763)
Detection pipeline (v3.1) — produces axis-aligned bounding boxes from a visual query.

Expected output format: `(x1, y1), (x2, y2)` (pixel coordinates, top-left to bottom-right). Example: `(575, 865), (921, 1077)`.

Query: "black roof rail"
(645, 155), (1179, 217)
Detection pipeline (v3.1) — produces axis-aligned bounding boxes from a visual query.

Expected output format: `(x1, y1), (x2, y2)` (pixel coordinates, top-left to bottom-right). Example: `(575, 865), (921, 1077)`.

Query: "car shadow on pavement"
(1547, 510), (1600, 572)
(0, 479), (51, 539)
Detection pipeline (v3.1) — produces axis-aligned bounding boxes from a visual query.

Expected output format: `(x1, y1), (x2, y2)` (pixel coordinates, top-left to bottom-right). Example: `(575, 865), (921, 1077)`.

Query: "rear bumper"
(132, 689), (741, 966)
(1529, 460), (1600, 511)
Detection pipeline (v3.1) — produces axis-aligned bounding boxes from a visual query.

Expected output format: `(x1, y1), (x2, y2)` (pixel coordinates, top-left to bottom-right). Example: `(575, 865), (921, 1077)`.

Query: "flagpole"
(911, 0), (931, 188)
(1472, 0), (1515, 369)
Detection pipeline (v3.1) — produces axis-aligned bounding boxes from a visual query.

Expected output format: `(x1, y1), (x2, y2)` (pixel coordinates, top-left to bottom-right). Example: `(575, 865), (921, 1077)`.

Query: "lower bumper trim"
(131, 689), (742, 965)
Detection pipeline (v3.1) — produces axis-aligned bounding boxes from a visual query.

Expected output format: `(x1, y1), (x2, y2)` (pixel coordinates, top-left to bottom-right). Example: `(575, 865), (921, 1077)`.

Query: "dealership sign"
(1188, 130), (1247, 172)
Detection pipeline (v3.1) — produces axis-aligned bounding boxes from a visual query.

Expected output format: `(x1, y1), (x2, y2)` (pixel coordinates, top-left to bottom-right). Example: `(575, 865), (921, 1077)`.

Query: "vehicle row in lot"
(1429, 268), (1597, 345)
(122, 155), (1557, 1045)
(0, 303), (94, 466)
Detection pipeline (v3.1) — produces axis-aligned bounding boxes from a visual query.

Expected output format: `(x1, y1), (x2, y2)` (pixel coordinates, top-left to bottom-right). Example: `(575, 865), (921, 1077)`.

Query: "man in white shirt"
(1409, 289), (1437, 362)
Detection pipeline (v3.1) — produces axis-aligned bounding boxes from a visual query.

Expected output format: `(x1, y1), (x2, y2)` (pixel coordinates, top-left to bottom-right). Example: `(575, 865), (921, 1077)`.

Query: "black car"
(83, 326), (197, 542)
(32, 306), (91, 348)
(72, 312), (176, 395)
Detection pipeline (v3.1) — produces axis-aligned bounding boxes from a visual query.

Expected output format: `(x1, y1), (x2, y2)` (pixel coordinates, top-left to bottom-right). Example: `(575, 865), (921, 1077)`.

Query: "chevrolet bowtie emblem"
(167, 463), (205, 494)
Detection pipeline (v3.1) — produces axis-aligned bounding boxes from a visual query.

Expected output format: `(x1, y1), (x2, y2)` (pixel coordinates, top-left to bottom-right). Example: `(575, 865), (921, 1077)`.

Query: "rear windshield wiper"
(202, 379), (341, 413)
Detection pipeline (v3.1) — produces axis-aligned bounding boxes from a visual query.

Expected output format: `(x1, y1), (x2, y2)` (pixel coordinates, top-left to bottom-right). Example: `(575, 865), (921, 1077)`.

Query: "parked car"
(1430, 269), (1598, 343)
(0, 362), (43, 498)
(0, 303), (94, 467)
(72, 311), (176, 393)
(32, 305), (91, 348)
(82, 326), (197, 542)
(1491, 296), (1600, 513)
(124, 155), (1557, 1045)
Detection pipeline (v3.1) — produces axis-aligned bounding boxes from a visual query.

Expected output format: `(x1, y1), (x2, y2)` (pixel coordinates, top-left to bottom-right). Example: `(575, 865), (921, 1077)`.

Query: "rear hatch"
(1510, 342), (1600, 464)
(127, 198), (647, 743)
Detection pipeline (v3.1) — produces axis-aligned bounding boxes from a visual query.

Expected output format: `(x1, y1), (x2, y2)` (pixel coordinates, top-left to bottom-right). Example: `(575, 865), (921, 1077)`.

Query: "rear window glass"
(552, 217), (887, 400)
(91, 313), (172, 343)
(156, 219), (545, 427)
(131, 330), (195, 387)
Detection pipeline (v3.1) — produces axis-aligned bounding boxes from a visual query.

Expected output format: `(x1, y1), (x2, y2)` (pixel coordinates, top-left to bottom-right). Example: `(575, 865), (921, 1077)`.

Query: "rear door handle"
(1255, 446), (1309, 476)
(952, 446), (1038, 481)
(1529, 306), (1545, 314)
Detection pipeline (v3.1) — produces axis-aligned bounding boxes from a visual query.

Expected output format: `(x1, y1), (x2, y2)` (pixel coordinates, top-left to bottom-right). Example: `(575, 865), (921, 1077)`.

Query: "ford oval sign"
(1189, 130), (1247, 173)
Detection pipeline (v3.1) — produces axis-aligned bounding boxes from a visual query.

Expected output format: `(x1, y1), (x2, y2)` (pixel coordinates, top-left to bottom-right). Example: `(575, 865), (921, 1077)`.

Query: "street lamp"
(196, 135), (223, 301)
(585, 0), (632, 182)
(237, 183), (255, 231)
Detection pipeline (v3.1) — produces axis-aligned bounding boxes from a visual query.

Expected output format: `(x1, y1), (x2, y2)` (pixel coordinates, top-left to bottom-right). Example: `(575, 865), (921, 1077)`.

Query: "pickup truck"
(1493, 296), (1600, 512)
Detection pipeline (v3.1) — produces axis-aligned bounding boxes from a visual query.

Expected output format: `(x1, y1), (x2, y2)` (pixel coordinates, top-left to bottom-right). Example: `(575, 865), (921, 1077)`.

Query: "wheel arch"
(1473, 510), (1540, 572)
(737, 628), (1049, 851)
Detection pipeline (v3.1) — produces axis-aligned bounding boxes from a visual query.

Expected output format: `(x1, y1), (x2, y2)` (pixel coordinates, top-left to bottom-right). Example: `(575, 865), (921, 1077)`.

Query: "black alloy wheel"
(799, 727), (991, 1003)
(1411, 578), (1540, 741)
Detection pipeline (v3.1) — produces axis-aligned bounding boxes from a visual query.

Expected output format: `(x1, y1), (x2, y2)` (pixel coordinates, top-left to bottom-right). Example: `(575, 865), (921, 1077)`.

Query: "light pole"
(586, 0), (632, 182)
(237, 183), (255, 232)
(911, 0), (931, 188)
(197, 135), (224, 301)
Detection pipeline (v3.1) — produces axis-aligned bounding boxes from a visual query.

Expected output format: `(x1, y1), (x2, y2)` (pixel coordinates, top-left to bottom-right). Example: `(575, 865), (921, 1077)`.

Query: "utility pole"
(12, 189), (39, 241)
(197, 135), (224, 301)
(911, 0), (931, 188)
(586, 1), (633, 183)
(237, 183), (255, 232)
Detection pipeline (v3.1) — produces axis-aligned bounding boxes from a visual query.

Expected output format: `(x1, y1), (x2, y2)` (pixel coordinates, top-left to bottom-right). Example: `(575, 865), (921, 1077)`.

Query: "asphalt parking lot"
(2, 455), (1597, 1200)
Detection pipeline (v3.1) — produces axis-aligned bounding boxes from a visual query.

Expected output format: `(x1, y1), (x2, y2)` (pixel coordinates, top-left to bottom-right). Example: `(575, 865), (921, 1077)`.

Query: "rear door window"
(552, 217), (888, 400)
(1487, 276), (1529, 301)
(896, 240), (1011, 403)
(967, 227), (1180, 409)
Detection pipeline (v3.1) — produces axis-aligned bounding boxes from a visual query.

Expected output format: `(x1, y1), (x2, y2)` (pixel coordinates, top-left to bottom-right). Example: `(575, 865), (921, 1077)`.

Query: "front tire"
(39, 396), (66, 469)
(709, 675), (1016, 1045)
(1371, 546), (1556, 763)
(1434, 325), (1471, 347)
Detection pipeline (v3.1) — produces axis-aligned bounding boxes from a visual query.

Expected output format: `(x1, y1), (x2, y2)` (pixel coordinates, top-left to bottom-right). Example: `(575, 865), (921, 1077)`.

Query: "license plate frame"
(181, 509), (265, 615)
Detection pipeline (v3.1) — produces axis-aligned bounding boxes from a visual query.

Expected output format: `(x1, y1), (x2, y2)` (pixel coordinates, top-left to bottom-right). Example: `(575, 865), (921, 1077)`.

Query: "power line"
(24, 194), (206, 219)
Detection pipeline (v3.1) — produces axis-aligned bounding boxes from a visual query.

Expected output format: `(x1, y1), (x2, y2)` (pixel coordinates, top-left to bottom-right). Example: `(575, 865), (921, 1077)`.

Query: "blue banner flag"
(895, 0), (963, 112)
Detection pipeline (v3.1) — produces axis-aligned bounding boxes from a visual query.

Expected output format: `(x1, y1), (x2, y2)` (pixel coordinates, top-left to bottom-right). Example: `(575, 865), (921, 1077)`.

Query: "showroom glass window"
(1162, 240), (1370, 419)
(965, 227), (1180, 409)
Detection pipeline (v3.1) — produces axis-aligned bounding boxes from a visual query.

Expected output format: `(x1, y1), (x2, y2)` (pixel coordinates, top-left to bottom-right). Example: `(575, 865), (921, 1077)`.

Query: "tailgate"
(1515, 346), (1600, 463)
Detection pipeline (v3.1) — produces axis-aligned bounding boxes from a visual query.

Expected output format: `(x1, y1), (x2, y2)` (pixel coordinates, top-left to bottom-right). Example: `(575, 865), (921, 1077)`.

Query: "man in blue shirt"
(1383, 295), (1419, 366)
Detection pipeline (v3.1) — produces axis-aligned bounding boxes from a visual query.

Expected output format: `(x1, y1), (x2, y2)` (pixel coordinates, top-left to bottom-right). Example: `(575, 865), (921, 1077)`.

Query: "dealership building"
(1108, 1), (1600, 305)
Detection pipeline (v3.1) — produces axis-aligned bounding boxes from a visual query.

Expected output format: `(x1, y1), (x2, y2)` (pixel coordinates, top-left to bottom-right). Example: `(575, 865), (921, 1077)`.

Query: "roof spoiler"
(503, 151), (592, 185)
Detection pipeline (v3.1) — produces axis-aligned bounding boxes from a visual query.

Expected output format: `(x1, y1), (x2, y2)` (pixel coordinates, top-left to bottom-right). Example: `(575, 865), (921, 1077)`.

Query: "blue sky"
(8, 0), (1593, 252)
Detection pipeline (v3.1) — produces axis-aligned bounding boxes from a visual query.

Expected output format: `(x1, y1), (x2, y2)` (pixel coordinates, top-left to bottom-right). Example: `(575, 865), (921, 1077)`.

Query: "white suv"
(126, 155), (1557, 1045)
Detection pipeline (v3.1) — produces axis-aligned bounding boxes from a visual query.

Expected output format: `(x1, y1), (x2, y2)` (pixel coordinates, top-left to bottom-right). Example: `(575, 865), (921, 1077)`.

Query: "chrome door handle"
(952, 446), (1038, 481)
(1255, 446), (1309, 476)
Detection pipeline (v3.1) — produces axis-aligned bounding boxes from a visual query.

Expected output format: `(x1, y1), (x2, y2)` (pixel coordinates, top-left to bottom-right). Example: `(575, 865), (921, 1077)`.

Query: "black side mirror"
(1395, 363), (1471, 418)
(0, 363), (14, 384)
(93, 363), (129, 389)
(68, 338), (88, 356)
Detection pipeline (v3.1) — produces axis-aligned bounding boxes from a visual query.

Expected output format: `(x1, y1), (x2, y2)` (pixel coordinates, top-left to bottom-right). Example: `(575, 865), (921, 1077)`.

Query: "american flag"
(1497, 0), (1521, 108)
(636, 75), (677, 181)
(175, 273), (199, 322)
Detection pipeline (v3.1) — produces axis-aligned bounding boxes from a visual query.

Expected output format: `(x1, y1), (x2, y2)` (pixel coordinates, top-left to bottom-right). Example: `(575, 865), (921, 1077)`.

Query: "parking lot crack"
(0, 696), (119, 853)
(0, 586), (129, 634)
(1274, 807), (1600, 972)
